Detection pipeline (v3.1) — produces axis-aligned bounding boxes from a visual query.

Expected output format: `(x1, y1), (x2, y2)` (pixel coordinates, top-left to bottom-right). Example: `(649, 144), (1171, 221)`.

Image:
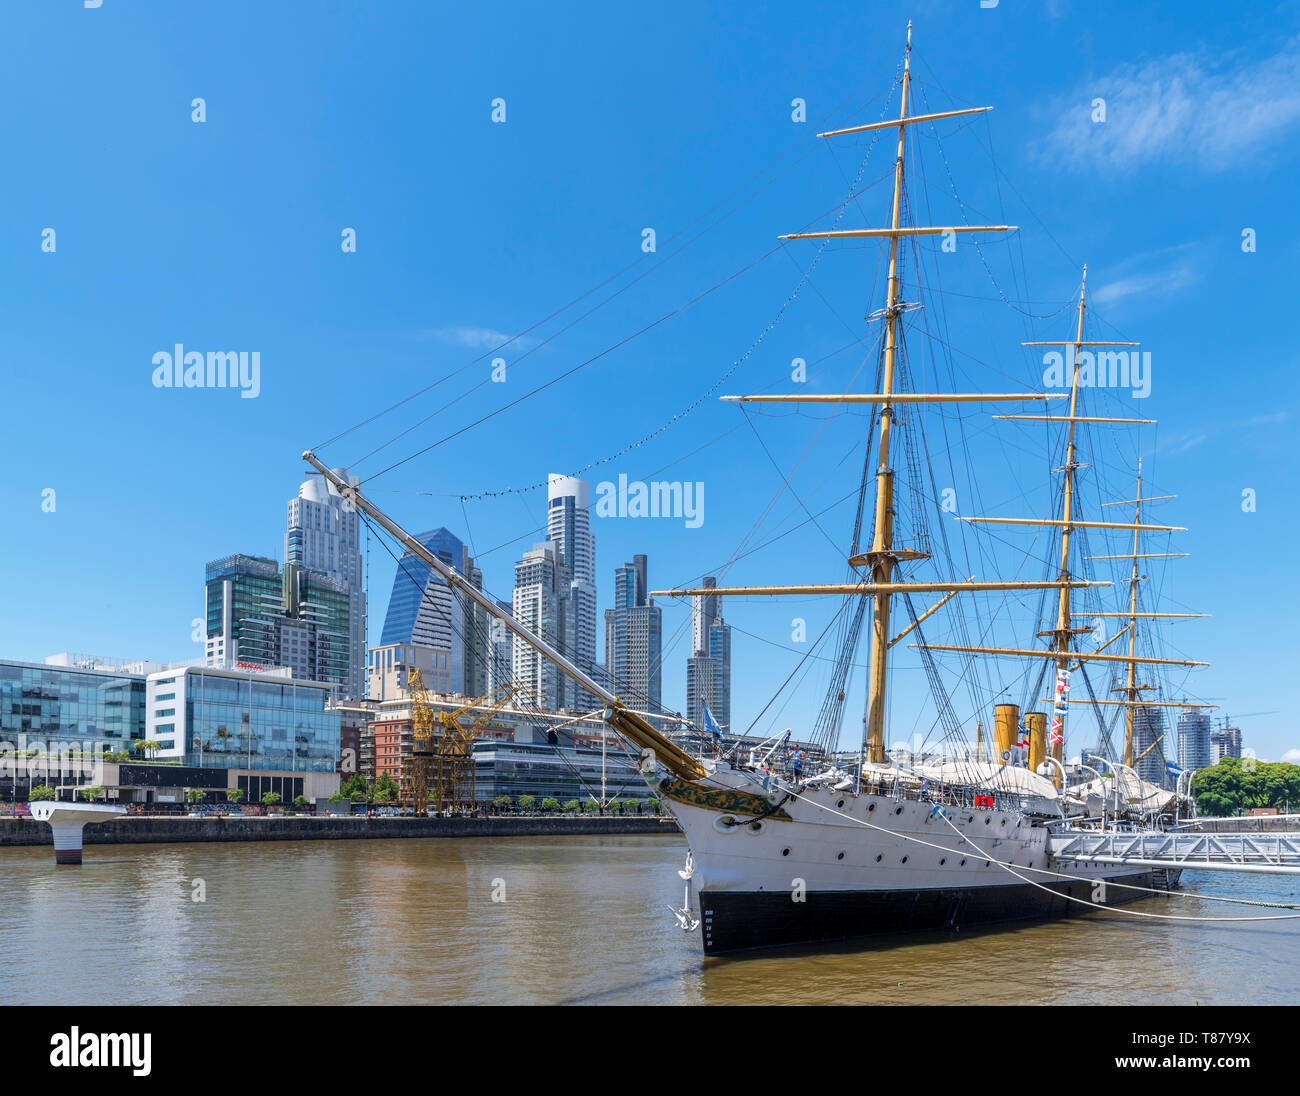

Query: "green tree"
(133, 740), (163, 760)
(607, 798), (622, 813)
(261, 791), (282, 808)
(293, 795), (308, 810)
(81, 787), (105, 803)
(185, 789), (206, 805)
(644, 797), (660, 814)
(540, 797), (560, 813)
(373, 772), (399, 803)
(562, 799), (580, 814)
(225, 787), (245, 805)
(624, 799), (640, 815)
(29, 785), (55, 801)
(518, 794), (536, 812)
(492, 795), (512, 813)
(1192, 758), (1300, 816)
(582, 799), (599, 814)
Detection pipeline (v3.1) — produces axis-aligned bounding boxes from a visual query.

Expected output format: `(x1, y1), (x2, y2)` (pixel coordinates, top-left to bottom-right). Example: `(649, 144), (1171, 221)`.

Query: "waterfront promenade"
(0, 813), (681, 848)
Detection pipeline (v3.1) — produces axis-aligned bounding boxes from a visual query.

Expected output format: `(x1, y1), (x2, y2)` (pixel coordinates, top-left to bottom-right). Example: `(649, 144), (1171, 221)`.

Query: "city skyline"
(2, 3), (1296, 760)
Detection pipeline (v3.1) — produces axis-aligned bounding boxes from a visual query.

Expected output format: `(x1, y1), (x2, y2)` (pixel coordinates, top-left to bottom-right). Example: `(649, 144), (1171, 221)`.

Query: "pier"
(1049, 829), (1300, 874)
(28, 801), (127, 864)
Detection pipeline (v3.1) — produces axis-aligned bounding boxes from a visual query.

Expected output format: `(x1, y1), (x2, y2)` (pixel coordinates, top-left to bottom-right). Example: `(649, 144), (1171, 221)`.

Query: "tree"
(29, 785), (55, 801)
(607, 798), (622, 813)
(492, 795), (512, 813)
(562, 799), (580, 814)
(134, 740), (163, 760)
(518, 794), (536, 813)
(373, 772), (399, 803)
(644, 797), (660, 815)
(582, 799), (599, 814)
(81, 787), (105, 803)
(185, 789), (206, 805)
(261, 791), (282, 809)
(328, 790), (347, 803)
(540, 797), (560, 813)
(1192, 758), (1300, 817)
(226, 788), (245, 805)
(624, 799), (640, 815)
(340, 773), (370, 801)
(293, 795), (308, 810)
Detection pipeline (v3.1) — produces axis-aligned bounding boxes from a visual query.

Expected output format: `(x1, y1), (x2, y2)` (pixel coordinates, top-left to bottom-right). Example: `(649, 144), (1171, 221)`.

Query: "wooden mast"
(861, 22), (913, 765)
(1049, 267), (1090, 765)
(1122, 465), (1144, 766)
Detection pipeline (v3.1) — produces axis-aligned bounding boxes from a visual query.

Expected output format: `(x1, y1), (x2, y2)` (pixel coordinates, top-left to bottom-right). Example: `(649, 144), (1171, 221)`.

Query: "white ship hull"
(659, 765), (1175, 954)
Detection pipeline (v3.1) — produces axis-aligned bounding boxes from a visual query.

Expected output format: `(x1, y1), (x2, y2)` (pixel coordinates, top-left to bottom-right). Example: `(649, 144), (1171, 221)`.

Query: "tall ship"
(307, 26), (1219, 954)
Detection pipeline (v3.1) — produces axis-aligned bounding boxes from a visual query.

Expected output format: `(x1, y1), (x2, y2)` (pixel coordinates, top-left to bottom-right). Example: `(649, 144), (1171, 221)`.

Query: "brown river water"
(2, 835), (1296, 1005)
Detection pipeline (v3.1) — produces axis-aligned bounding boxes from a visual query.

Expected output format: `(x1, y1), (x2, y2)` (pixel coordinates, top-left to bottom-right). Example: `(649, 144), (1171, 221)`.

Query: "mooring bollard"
(29, 802), (127, 864)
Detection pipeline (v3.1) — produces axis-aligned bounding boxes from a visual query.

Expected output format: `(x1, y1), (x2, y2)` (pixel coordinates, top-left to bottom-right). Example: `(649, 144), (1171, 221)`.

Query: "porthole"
(1001, 819), (1007, 826)
(876, 854), (883, 862)
(901, 856), (909, 864)
(782, 847), (790, 856)
(837, 851), (845, 860)
(868, 803), (876, 812)
(984, 818), (990, 826)
(960, 858), (967, 866)
(895, 806), (904, 815)
(940, 858), (946, 865)
(837, 799), (845, 809)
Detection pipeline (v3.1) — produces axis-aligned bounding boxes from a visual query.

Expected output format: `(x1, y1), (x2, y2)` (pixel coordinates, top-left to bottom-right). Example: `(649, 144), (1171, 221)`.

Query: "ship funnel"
(994, 703), (1020, 765)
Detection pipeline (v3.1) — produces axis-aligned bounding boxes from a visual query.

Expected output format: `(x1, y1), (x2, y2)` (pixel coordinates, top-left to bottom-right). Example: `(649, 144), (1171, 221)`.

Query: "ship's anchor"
(668, 853), (700, 932)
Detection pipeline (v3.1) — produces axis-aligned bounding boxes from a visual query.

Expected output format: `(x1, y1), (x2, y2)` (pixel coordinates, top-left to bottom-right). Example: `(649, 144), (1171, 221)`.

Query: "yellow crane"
(399, 673), (520, 813)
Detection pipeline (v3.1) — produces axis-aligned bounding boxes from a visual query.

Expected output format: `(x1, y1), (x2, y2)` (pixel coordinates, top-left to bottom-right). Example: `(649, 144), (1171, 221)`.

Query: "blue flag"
(703, 706), (722, 740)
(1165, 762), (1183, 777)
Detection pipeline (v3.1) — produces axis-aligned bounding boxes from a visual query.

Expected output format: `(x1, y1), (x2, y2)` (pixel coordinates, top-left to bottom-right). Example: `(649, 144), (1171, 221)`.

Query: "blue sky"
(2, 1), (1297, 762)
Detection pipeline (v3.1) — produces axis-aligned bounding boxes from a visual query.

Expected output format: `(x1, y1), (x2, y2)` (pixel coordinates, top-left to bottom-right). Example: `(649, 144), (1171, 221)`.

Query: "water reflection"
(1, 841), (1293, 1005)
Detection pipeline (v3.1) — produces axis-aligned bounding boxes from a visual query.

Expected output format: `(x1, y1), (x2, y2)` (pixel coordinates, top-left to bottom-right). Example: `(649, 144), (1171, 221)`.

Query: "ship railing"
(856, 773), (1044, 817)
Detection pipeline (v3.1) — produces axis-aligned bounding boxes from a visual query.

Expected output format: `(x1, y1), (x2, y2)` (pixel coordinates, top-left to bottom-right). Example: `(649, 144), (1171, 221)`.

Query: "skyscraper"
(545, 474), (597, 711)
(512, 542), (563, 709)
(378, 527), (487, 697)
(604, 554), (662, 710)
(686, 575), (731, 732)
(204, 554), (352, 691)
(1211, 723), (1243, 762)
(1131, 704), (1166, 784)
(1177, 707), (1213, 771)
(286, 468), (366, 699)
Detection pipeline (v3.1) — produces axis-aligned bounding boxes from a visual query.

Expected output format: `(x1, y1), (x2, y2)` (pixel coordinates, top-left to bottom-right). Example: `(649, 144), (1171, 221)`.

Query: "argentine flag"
(703, 706), (723, 741)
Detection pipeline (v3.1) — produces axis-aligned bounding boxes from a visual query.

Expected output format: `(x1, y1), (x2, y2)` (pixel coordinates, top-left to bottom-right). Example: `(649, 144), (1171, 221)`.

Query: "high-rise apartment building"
(1131, 704), (1166, 784)
(686, 575), (731, 731)
(1177, 707), (1213, 771)
(1211, 723), (1243, 763)
(512, 542), (563, 709)
(286, 469), (366, 699)
(604, 554), (662, 710)
(544, 475), (597, 711)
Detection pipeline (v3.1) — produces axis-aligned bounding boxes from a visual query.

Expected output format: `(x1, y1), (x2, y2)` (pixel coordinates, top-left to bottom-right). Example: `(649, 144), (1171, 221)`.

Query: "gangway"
(1048, 829), (1300, 875)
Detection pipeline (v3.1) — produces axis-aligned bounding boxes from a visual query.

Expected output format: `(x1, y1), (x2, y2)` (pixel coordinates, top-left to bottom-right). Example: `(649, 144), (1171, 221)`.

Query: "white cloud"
(1039, 38), (1300, 172)
(1283, 749), (1300, 764)
(431, 325), (531, 351)
(1090, 243), (1203, 308)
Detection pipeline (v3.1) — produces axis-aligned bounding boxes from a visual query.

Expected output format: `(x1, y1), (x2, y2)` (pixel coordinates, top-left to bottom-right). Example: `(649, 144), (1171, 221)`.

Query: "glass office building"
(472, 740), (650, 803)
(0, 658), (146, 750)
(148, 666), (339, 772)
